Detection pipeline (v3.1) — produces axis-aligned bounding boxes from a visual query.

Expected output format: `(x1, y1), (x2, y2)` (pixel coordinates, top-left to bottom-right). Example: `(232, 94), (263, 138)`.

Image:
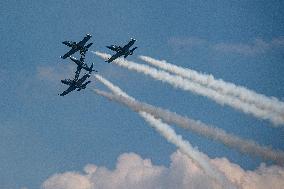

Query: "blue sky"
(1, 1), (284, 188)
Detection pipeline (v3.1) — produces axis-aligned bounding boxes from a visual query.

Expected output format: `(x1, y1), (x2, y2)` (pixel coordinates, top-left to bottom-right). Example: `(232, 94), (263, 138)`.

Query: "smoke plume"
(93, 51), (284, 126)
(139, 55), (284, 120)
(93, 75), (284, 165)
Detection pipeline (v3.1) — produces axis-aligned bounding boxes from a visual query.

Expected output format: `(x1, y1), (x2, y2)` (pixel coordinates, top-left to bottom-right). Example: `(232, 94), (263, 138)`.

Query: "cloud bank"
(42, 151), (284, 189)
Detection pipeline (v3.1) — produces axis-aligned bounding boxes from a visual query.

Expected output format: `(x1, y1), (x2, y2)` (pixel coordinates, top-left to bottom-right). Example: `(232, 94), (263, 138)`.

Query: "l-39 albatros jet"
(59, 72), (92, 96)
(105, 38), (137, 63)
(69, 56), (97, 79)
(60, 34), (93, 59)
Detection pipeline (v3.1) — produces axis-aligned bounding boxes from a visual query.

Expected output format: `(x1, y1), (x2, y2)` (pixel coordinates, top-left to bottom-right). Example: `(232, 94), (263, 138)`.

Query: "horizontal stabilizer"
(89, 63), (94, 73)
(106, 45), (120, 51)
(62, 41), (74, 47)
(61, 79), (72, 85)
(80, 80), (91, 90)
(85, 43), (93, 49)
(131, 46), (138, 53)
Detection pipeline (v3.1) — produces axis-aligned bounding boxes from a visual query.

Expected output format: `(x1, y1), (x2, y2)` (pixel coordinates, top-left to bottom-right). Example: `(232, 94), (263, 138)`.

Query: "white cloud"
(42, 151), (284, 189)
(168, 37), (207, 49)
(212, 158), (284, 189)
(271, 37), (284, 47)
(37, 64), (76, 82)
(42, 172), (92, 189)
(168, 37), (284, 56)
(212, 39), (270, 56)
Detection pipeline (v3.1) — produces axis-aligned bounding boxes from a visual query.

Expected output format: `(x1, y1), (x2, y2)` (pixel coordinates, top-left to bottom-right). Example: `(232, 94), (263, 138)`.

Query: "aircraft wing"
(77, 34), (92, 47)
(59, 85), (76, 96)
(61, 48), (77, 59)
(106, 52), (121, 63)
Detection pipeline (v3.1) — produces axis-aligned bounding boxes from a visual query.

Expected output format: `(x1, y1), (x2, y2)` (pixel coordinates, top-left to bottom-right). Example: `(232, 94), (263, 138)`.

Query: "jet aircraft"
(69, 56), (97, 79)
(61, 34), (93, 59)
(105, 38), (137, 63)
(59, 71), (92, 96)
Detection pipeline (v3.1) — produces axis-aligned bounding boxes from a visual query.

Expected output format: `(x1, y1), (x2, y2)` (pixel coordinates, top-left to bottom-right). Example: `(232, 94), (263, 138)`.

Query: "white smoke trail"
(94, 74), (133, 99)
(93, 76), (234, 188)
(93, 51), (284, 126)
(94, 75), (235, 188)
(139, 55), (284, 117)
(140, 112), (236, 189)
(93, 75), (284, 165)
